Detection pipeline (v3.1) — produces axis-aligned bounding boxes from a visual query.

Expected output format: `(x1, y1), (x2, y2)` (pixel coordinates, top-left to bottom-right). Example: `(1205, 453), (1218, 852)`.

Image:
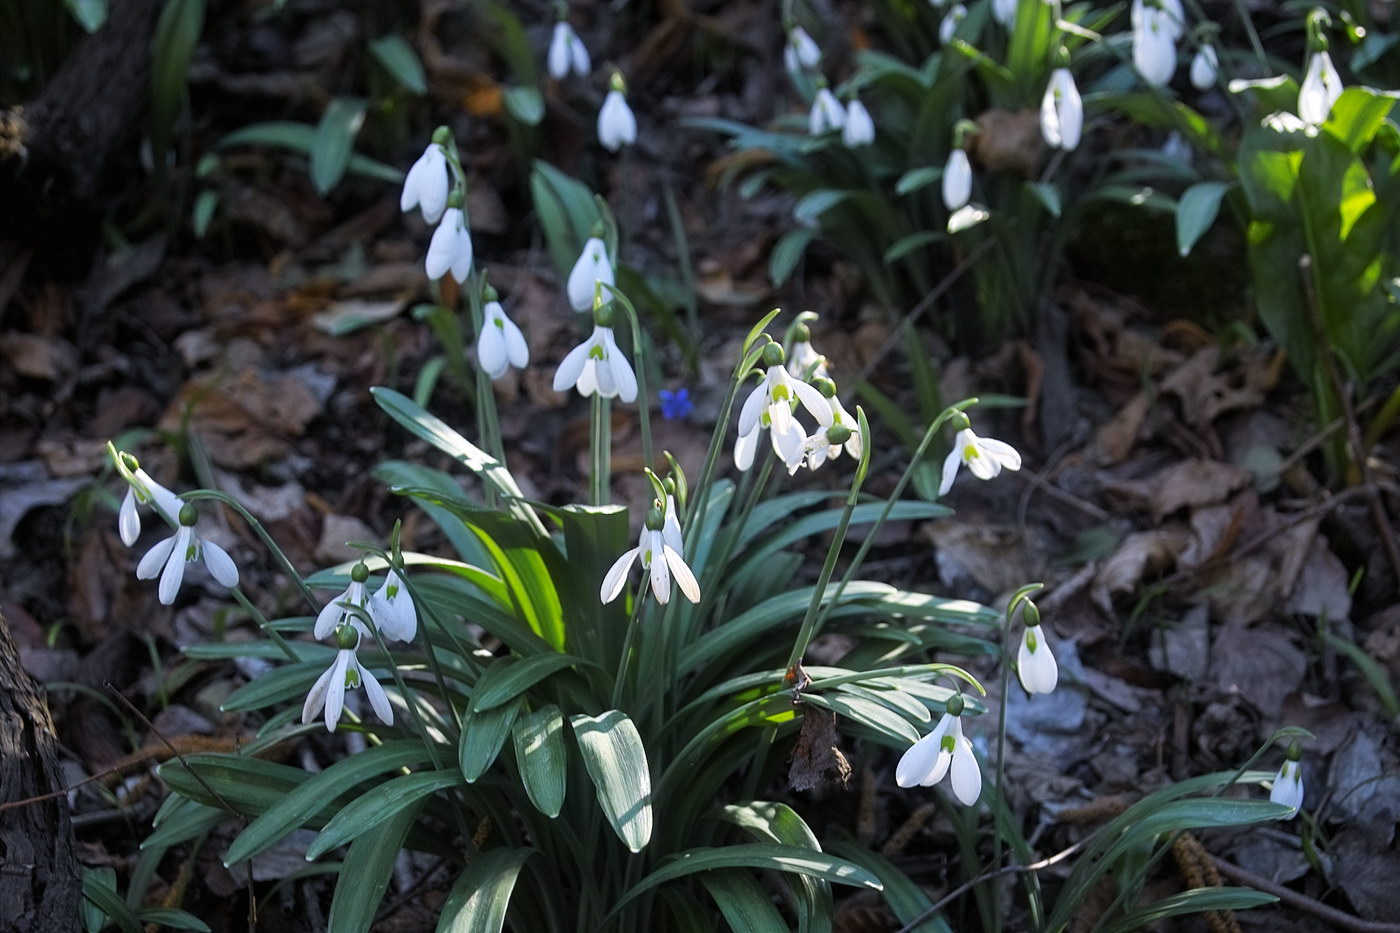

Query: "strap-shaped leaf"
(461, 696), (524, 782)
(699, 871), (790, 932)
(1098, 887), (1277, 933)
(828, 841), (952, 933)
(435, 848), (534, 933)
(308, 770), (465, 860)
(142, 799), (227, 851)
(721, 803), (831, 933)
(159, 755), (308, 818)
(570, 711), (653, 852)
(802, 693), (921, 745)
(512, 705), (567, 818)
(327, 801), (423, 933)
(82, 867), (141, 933)
(473, 654), (591, 713)
(135, 908), (211, 932)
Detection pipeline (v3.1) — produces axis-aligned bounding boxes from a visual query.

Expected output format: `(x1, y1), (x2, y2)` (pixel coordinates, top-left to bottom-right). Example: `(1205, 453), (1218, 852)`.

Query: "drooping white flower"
(1040, 67), (1083, 151)
(943, 149), (972, 211)
(1131, 0), (1184, 41)
(478, 299), (529, 380)
(939, 4), (967, 43)
(567, 236), (615, 312)
(118, 466), (183, 547)
(735, 354), (833, 471)
(136, 506), (239, 605)
(809, 87), (846, 136)
(598, 88), (637, 151)
(1269, 753), (1304, 818)
(548, 21), (590, 80)
(784, 26), (821, 74)
(1017, 622), (1059, 694)
(317, 564), (416, 643)
(600, 499), (700, 605)
(787, 330), (829, 381)
(1132, 6), (1178, 87)
(938, 426), (1022, 495)
(991, 0), (1017, 28)
(400, 144), (450, 225)
(314, 568), (371, 641)
(371, 569), (417, 643)
(1298, 50), (1342, 126)
(426, 207), (473, 283)
(788, 394), (862, 474)
(1190, 43), (1218, 90)
(554, 323), (638, 402)
(302, 625), (393, 732)
(842, 98), (876, 148)
(896, 702), (981, 805)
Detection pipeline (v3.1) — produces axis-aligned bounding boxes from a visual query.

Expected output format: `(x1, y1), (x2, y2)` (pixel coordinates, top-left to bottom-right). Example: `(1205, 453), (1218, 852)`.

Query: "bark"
(0, 612), (82, 933)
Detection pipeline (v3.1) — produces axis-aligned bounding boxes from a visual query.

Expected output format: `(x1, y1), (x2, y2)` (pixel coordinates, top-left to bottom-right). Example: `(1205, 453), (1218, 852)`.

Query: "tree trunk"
(0, 612), (82, 933)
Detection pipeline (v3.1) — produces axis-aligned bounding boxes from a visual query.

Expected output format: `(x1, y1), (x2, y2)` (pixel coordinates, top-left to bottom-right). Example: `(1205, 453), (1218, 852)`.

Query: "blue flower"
(659, 388), (693, 420)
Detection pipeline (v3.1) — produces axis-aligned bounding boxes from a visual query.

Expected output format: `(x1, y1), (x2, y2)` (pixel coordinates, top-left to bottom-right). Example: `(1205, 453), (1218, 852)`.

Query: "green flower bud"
(950, 411), (971, 432)
(826, 423), (853, 445)
(645, 506), (665, 531)
(1023, 600), (1041, 627)
(482, 283), (499, 302)
(792, 322), (811, 342)
(593, 301), (615, 328)
(431, 126), (453, 146)
(1286, 741), (1302, 762)
(812, 376), (836, 398)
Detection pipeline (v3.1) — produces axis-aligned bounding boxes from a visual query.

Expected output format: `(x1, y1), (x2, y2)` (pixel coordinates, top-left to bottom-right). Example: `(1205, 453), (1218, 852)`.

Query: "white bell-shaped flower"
(1040, 67), (1083, 151)
(1298, 50), (1342, 126)
(1133, 7), (1178, 87)
(991, 0), (1017, 28)
(789, 403), (862, 474)
(567, 236), (615, 312)
(896, 700), (981, 806)
(548, 21), (590, 80)
(1131, 0), (1184, 41)
(1017, 621), (1059, 694)
(478, 299), (529, 380)
(400, 143), (450, 225)
(1269, 751), (1305, 818)
(940, 4), (967, 43)
(117, 463), (183, 547)
(784, 26), (821, 74)
(842, 98), (875, 148)
(600, 500), (699, 605)
(136, 504), (239, 605)
(735, 351), (833, 471)
(598, 88), (637, 151)
(809, 87), (846, 136)
(426, 207), (473, 283)
(554, 321), (638, 402)
(942, 149), (972, 211)
(370, 569), (417, 643)
(302, 624), (393, 732)
(938, 426), (1021, 495)
(787, 325), (828, 381)
(1190, 44), (1218, 90)
(314, 565), (372, 641)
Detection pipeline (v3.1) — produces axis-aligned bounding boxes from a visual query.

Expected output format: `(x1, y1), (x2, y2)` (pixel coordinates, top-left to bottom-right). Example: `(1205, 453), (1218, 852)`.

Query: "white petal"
(324, 650), (352, 731)
(734, 425), (759, 471)
(119, 489), (140, 547)
(157, 527), (192, 605)
(662, 495), (683, 555)
(359, 663), (394, 726)
(425, 209), (464, 280)
(939, 5), (965, 43)
(737, 378), (769, 437)
(842, 100), (875, 147)
(648, 534), (672, 604)
(553, 337), (592, 392)
(938, 446), (962, 496)
(200, 539), (240, 588)
(418, 147), (448, 225)
(449, 227), (474, 284)
(600, 547), (640, 603)
(136, 533), (177, 580)
(1190, 45), (1218, 91)
(134, 470), (182, 526)
(315, 587), (349, 640)
(302, 664), (336, 725)
(895, 729), (943, 788)
(502, 313), (529, 368)
(949, 736), (982, 805)
(374, 571), (417, 642)
(791, 27), (820, 68)
(771, 421), (805, 465)
(792, 378), (834, 425)
(1299, 51), (1339, 125)
(943, 150), (971, 211)
(548, 23), (572, 80)
(978, 437), (1021, 471)
(599, 89), (636, 151)
(1017, 627), (1059, 694)
(966, 447), (1001, 480)
(663, 545), (700, 603)
(578, 358), (604, 397)
(567, 238), (613, 312)
(478, 325), (507, 379)
(572, 37), (591, 75)
(604, 329), (637, 403)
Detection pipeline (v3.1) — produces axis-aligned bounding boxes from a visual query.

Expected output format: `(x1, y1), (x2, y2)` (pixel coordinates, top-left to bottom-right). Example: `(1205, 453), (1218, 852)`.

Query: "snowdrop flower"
(547, 21), (590, 80)
(315, 562), (372, 640)
(136, 503), (239, 605)
(939, 4), (966, 43)
(554, 307), (638, 402)
(991, 0), (1016, 28)
(478, 291), (528, 380)
(809, 85), (846, 136)
(789, 401), (862, 474)
(842, 98), (875, 148)
(1131, 0), (1184, 41)
(943, 149), (972, 212)
(1190, 43), (1218, 90)
(1016, 601), (1058, 694)
(735, 343), (833, 471)
(116, 457), (183, 547)
(1040, 66), (1083, 151)
(1269, 744), (1305, 818)
(786, 323), (829, 381)
(784, 25), (821, 74)
(896, 695), (981, 805)
(598, 72), (637, 151)
(426, 205), (473, 283)
(302, 624), (393, 732)
(938, 423), (1022, 495)
(567, 234), (614, 312)
(1298, 50), (1342, 126)
(1132, 4), (1178, 87)
(601, 500), (699, 605)
(400, 137), (451, 225)
(371, 569), (417, 643)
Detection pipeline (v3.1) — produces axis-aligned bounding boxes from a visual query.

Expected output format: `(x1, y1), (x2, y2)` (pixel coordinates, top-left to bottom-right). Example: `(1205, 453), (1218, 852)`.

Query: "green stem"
(590, 394), (611, 505)
(228, 588), (298, 662)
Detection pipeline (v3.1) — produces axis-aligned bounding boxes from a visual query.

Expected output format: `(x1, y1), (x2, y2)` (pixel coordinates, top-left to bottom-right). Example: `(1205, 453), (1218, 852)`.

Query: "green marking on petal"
(345, 668), (361, 689)
(772, 384), (790, 401)
(963, 444), (980, 460)
(940, 735), (956, 753)
(185, 544), (198, 561)
(589, 345), (606, 360)
(1027, 629), (1038, 652)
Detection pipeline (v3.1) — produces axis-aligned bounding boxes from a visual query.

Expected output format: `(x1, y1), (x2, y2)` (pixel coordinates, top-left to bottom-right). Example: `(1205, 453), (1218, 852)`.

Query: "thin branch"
(1212, 856), (1400, 933)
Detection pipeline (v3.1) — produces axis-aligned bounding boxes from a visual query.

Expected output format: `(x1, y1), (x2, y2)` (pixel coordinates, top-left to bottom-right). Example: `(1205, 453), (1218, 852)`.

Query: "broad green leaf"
(558, 505), (631, 663)
(135, 908), (211, 932)
(309, 771), (465, 859)
(513, 705), (567, 818)
(700, 872), (790, 932)
(461, 696), (524, 781)
(216, 122), (403, 183)
(436, 848), (534, 933)
(1175, 181), (1233, 256)
(369, 35), (427, 94)
(83, 867), (141, 933)
(311, 97), (368, 195)
(802, 692), (921, 745)
(503, 86), (544, 126)
(1098, 887), (1277, 933)
(221, 660), (325, 711)
(793, 189), (850, 224)
(159, 754), (310, 818)
(837, 682), (932, 723)
(1027, 181), (1062, 218)
(721, 802), (832, 933)
(1322, 87), (1400, 154)
(472, 653), (590, 712)
(327, 801), (423, 933)
(895, 166), (940, 195)
(142, 799), (227, 850)
(192, 190), (220, 238)
(770, 227), (816, 287)
(884, 231), (945, 263)
(570, 711), (653, 852)
(530, 160), (600, 275)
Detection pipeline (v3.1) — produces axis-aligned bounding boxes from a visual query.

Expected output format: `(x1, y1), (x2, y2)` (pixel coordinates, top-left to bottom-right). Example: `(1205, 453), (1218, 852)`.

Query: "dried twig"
(1213, 856), (1400, 933)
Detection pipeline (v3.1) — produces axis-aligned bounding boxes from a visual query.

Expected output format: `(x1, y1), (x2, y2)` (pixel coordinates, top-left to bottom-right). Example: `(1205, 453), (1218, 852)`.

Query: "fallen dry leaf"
(1210, 621), (1306, 719)
(160, 366), (325, 468)
(1091, 528), (1191, 613)
(1149, 458), (1252, 519)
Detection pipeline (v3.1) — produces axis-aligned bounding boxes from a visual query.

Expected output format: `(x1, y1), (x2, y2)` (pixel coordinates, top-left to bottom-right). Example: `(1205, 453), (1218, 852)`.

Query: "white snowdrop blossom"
(842, 98), (875, 148)
(598, 88), (637, 151)
(1132, 5), (1178, 87)
(400, 144), (450, 225)
(1131, 0), (1184, 41)
(896, 702), (981, 806)
(118, 466), (183, 547)
(788, 398), (862, 474)
(735, 354), (833, 471)
(992, 0), (1018, 27)
(314, 571), (370, 641)
(371, 569), (417, 642)
(784, 26), (821, 74)
(567, 236), (615, 312)
(600, 500), (699, 605)
(302, 625), (393, 732)
(426, 207), (473, 283)
(1017, 622), (1058, 694)
(787, 334), (828, 381)
(478, 299), (529, 380)
(136, 506), (239, 606)
(1190, 44), (1218, 90)
(809, 87), (846, 136)
(939, 4), (967, 43)
(943, 149), (972, 211)
(938, 426), (1022, 495)
(1269, 753), (1304, 818)
(1040, 67), (1083, 151)
(547, 21), (590, 80)
(554, 322), (638, 402)
(1298, 50), (1342, 126)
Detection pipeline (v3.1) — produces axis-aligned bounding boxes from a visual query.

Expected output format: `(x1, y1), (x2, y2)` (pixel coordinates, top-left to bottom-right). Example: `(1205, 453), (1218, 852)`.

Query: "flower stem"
(590, 394), (611, 506)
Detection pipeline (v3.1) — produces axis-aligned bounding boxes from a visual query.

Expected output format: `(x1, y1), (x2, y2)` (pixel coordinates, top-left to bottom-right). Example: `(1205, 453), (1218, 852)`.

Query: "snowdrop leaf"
(159, 754), (315, 819)
(571, 711), (653, 852)
(1175, 181), (1232, 257)
(222, 660), (326, 711)
(143, 799), (227, 850)
(308, 771), (465, 860)
(311, 97), (368, 195)
(1097, 889), (1278, 933)
(436, 848), (535, 933)
(826, 842), (952, 933)
(894, 166), (941, 196)
(134, 908), (210, 932)
(1324, 86), (1400, 154)
(801, 692), (921, 745)
(150, 0), (204, 174)
(769, 228), (816, 287)
(63, 0), (107, 33)
(793, 189), (851, 224)
(82, 867), (142, 933)
(460, 696), (524, 782)
(512, 705), (568, 818)
(503, 86), (544, 126)
(369, 35), (427, 95)
(883, 230), (946, 263)
(217, 122), (403, 183)
(327, 803), (423, 933)
(699, 872), (790, 932)
(1026, 181), (1062, 218)
(720, 802), (832, 932)
(530, 160), (601, 277)
(472, 653), (593, 713)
